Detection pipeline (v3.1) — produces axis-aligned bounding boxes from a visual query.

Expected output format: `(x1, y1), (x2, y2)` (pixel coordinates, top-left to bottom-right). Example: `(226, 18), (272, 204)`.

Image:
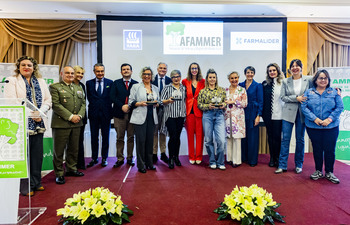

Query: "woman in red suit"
(182, 63), (205, 164)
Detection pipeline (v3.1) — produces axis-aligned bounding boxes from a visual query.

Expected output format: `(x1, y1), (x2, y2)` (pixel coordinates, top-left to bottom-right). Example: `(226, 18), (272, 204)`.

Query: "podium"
(0, 98), (46, 224)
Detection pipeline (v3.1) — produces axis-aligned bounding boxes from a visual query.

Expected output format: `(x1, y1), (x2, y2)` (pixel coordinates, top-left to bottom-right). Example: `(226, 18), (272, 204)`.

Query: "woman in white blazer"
(4, 56), (52, 196)
(275, 59), (311, 174)
(129, 67), (159, 173)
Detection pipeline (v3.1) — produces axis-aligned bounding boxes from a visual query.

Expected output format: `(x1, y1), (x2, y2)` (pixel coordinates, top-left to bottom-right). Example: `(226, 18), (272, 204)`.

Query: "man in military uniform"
(50, 66), (86, 184)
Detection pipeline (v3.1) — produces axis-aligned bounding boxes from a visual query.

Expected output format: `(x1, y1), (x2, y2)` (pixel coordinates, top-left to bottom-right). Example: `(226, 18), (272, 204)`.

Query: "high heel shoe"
(174, 157), (181, 166)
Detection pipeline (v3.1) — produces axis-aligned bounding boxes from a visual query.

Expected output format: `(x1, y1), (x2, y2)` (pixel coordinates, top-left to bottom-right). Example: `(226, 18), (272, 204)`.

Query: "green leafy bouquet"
(214, 184), (285, 225)
(57, 187), (133, 225)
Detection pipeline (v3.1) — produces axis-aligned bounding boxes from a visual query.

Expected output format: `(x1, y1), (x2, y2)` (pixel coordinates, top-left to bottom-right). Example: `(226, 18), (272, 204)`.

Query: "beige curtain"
(259, 127), (269, 154)
(308, 23), (350, 75)
(0, 19), (96, 69)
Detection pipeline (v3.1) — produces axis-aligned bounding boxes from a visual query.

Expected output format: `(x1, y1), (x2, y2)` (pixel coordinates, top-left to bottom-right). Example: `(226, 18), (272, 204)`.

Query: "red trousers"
(185, 114), (204, 161)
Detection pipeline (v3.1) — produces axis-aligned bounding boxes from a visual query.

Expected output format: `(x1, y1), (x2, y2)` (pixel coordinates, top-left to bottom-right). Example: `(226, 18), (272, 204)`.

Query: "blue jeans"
(202, 110), (225, 167)
(278, 113), (305, 170)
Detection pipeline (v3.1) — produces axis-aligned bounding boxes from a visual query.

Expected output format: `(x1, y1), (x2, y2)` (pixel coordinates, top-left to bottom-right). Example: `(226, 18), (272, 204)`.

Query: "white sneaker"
(210, 164), (217, 169)
(189, 160), (195, 164)
(195, 160), (202, 164)
(219, 165), (226, 170)
(295, 167), (302, 174)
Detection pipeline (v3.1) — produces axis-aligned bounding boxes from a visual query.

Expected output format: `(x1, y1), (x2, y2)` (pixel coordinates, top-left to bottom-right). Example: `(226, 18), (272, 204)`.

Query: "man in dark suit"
(152, 62), (171, 163)
(50, 66), (86, 185)
(110, 63), (138, 168)
(86, 63), (113, 167)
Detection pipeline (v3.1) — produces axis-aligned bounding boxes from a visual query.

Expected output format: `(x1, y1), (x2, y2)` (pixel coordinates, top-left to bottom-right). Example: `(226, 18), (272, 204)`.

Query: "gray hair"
(170, 70), (181, 78)
(139, 66), (155, 81)
(157, 62), (168, 68)
(227, 71), (239, 79)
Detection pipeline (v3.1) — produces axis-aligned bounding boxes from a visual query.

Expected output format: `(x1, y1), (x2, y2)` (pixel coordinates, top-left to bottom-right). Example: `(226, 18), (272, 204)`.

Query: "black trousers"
(265, 119), (282, 163)
(20, 133), (43, 195)
(134, 107), (155, 170)
(77, 124), (86, 168)
(89, 116), (111, 160)
(307, 126), (339, 173)
(166, 117), (185, 159)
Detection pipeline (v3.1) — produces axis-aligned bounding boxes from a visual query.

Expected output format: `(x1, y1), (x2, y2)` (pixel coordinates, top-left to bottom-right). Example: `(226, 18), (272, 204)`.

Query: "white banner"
(230, 32), (282, 51)
(163, 21), (223, 55)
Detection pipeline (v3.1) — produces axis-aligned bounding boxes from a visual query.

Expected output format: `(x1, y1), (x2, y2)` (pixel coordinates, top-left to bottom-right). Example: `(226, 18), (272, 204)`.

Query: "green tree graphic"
(166, 22), (185, 45)
(0, 118), (19, 149)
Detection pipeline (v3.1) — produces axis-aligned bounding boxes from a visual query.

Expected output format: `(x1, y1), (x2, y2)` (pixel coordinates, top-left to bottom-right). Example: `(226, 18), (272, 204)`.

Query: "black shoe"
(250, 164), (257, 167)
(232, 164), (241, 168)
(55, 176), (65, 184)
(268, 159), (275, 167)
(101, 159), (108, 167)
(168, 158), (174, 169)
(146, 165), (156, 170)
(227, 161), (233, 166)
(87, 159), (98, 168)
(153, 154), (158, 163)
(127, 159), (135, 166)
(174, 157), (181, 166)
(138, 168), (146, 173)
(113, 161), (124, 168)
(65, 171), (84, 177)
(160, 153), (169, 163)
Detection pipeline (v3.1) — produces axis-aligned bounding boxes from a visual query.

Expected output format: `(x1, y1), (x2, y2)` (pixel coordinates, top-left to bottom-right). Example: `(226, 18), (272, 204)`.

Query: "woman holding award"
(129, 67), (159, 173)
(239, 66), (263, 167)
(198, 69), (226, 170)
(161, 70), (186, 169)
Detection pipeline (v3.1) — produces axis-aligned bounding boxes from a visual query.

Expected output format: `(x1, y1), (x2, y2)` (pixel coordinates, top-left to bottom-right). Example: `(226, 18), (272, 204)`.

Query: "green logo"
(0, 118), (19, 148)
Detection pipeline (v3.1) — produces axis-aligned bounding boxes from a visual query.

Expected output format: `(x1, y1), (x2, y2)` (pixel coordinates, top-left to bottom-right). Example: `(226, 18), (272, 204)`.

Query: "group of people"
(4, 56), (343, 196)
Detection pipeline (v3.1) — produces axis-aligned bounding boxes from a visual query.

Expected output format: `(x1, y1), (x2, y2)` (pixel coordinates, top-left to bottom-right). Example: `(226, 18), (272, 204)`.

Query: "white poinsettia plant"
(57, 187), (133, 225)
(214, 184), (285, 225)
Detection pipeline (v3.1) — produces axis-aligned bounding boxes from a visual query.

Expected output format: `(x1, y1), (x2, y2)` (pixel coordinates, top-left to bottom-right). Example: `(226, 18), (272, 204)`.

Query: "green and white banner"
(321, 67), (350, 160)
(0, 105), (27, 178)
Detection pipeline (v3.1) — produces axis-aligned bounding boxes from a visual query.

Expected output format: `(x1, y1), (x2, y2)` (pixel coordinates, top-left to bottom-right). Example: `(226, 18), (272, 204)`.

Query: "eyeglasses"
(191, 68), (198, 71)
(317, 77), (328, 81)
(171, 76), (181, 79)
(142, 73), (152, 76)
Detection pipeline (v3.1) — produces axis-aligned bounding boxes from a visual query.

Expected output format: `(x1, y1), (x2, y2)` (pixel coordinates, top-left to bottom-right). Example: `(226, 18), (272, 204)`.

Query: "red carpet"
(20, 153), (350, 225)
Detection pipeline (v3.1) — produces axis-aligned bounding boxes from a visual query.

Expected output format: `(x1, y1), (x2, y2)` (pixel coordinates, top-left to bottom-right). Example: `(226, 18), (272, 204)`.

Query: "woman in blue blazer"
(239, 66), (263, 167)
(129, 67), (159, 173)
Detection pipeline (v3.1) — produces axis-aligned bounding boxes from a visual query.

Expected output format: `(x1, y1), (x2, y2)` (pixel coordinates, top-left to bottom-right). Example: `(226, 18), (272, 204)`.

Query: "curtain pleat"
(308, 23), (350, 75)
(0, 19), (96, 71)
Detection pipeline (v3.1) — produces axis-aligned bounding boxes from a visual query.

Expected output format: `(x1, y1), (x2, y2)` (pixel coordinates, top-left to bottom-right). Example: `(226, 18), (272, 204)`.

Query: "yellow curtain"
(0, 19), (96, 69)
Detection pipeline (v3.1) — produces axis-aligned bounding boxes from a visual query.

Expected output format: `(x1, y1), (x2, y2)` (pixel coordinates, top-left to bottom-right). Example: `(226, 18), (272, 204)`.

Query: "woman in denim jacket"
(301, 69), (343, 184)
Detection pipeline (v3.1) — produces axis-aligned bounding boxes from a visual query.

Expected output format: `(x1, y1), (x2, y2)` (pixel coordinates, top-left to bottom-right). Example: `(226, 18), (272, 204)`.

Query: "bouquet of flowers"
(214, 184), (285, 225)
(57, 187), (133, 225)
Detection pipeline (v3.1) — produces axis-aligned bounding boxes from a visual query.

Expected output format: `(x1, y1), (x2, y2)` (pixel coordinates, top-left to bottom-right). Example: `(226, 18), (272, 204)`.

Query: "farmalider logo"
(123, 30), (142, 50)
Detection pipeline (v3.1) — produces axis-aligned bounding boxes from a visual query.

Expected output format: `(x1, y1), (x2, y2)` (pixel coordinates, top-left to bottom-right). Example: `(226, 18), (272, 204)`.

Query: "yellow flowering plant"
(214, 184), (285, 225)
(57, 187), (133, 225)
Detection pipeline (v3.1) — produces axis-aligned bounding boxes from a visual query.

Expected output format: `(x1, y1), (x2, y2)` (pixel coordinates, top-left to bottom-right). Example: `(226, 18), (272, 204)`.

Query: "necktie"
(97, 80), (102, 96)
(160, 77), (163, 93)
(125, 81), (129, 104)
